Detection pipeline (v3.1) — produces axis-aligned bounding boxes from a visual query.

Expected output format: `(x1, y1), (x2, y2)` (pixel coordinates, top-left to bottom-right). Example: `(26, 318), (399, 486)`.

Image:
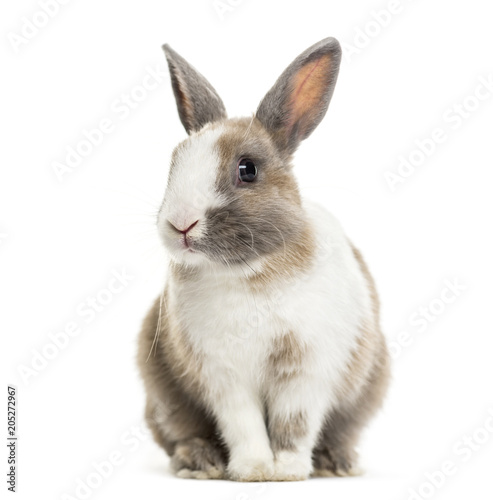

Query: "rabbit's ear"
(256, 37), (341, 155)
(163, 45), (227, 134)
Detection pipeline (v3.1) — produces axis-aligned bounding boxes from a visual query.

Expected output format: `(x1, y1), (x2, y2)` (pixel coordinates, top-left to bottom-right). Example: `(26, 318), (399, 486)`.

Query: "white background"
(2, 0), (493, 499)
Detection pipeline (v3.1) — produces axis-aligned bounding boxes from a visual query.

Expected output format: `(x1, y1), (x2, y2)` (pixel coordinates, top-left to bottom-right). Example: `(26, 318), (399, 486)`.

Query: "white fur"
(157, 124), (227, 266)
(165, 193), (372, 480)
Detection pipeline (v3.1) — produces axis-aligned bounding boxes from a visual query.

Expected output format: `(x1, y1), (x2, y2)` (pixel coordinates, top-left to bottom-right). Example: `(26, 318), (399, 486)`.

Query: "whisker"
(147, 286), (166, 362)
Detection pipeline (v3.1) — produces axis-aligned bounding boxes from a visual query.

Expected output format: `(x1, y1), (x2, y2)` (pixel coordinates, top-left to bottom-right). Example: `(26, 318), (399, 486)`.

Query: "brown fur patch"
(351, 243), (380, 321)
(334, 243), (387, 404)
(268, 331), (307, 381)
(269, 411), (308, 452)
(213, 118), (316, 286)
(335, 322), (379, 404)
(192, 117), (314, 275)
(214, 116), (299, 207)
(246, 223), (316, 290)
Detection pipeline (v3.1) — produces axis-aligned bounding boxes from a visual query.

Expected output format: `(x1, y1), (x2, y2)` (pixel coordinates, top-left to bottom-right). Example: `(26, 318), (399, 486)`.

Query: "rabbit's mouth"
(175, 234), (203, 258)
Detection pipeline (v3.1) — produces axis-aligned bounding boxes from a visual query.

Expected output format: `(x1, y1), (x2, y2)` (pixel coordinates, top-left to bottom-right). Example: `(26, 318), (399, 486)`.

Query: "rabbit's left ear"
(256, 37), (341, 155)
(163, 45), (227, 134)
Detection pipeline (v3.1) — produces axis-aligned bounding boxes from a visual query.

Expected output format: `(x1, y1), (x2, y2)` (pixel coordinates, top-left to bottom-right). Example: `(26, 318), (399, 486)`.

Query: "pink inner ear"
(173, 68), (194, 129)
(287, 55), (332, 136)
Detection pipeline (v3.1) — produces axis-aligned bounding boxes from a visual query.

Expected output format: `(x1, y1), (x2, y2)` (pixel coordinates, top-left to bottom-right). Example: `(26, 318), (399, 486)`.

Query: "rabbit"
(137, 37), (390, 482)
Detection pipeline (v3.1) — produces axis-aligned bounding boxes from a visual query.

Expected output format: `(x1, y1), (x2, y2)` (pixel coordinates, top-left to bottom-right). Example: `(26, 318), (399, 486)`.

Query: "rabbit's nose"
(168, 220), (199, 235)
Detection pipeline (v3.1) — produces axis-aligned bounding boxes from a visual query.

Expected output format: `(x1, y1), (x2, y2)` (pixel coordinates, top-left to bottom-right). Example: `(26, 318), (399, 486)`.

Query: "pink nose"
(169, 220), (199, 235)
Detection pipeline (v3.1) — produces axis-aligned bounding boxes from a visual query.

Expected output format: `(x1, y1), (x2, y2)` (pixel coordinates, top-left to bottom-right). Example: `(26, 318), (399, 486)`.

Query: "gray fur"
(268, 411), (308, 452)
(162, 44), (227, 134)
(138, 295), (229, 477)
(313, 336), (390, 476)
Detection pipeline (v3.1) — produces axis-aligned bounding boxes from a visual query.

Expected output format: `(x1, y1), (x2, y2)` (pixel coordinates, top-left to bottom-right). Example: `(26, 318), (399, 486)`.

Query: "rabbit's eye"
(238, 158), (257, 183)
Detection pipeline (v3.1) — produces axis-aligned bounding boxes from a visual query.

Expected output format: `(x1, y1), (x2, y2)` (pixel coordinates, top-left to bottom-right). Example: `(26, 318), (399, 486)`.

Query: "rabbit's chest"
(169, 232), (369, 395)
(178, 279), (285, 352)
(172, 270), (347, 374)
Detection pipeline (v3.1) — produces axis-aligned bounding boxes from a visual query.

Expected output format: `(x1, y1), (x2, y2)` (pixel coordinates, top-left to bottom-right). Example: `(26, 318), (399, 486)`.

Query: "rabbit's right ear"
(162, 45), (227, 134)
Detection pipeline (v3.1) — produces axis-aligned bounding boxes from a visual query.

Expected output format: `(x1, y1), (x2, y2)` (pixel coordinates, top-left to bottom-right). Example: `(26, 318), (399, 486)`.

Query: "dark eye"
(238, 158), (257, 183)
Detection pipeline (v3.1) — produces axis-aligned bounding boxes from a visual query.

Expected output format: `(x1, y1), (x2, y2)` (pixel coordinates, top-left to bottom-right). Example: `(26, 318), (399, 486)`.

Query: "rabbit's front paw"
(272, 450), (311, 481)
(170, 437), (226, 479)
(312, 445), (362, 477)
(227, 456), (275, 482)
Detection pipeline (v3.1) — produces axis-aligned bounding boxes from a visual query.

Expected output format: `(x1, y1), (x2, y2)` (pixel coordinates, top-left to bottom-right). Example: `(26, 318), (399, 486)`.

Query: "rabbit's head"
(157, 38), (341, 269)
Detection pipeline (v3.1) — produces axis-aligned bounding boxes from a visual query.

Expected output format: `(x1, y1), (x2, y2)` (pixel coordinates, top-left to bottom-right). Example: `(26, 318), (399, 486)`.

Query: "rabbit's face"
(158, 117), (305, 267)
(157, 39), (341, 268)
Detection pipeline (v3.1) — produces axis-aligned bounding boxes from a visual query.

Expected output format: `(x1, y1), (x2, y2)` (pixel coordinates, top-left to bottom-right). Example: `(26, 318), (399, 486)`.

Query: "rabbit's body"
(138, 38), (390, 481)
